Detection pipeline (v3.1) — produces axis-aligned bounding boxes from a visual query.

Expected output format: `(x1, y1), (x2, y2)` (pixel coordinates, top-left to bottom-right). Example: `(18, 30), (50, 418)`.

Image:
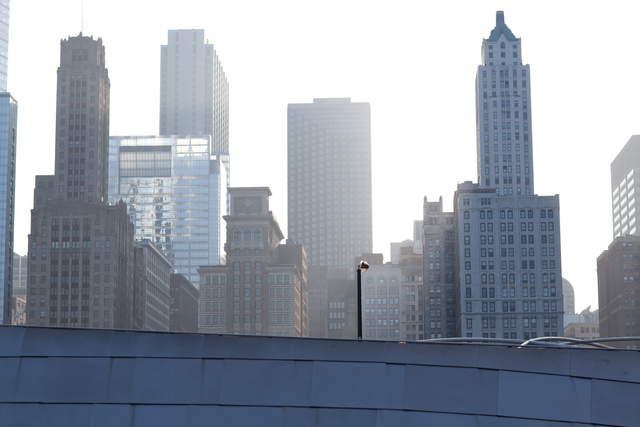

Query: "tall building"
(611, 135), (640, 238)
(0, 1), (15, 325)
(455, 12), (563, 340)
(0, 0), (10, 92)
(108, 135), (227, 288)
(287, 98), (372, 270)
(0, 93), (16, 324)
(597, 235), (640, 348)
(476, 11), (533, 196)
(159, 29), (229, 166)
(26, 35), (136, 328)
(199, 188), (307, 336)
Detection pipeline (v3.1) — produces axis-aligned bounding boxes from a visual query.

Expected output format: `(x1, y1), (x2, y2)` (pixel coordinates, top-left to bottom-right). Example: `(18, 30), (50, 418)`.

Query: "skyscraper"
(610, 135), (640, 238)
(108, 135), (227, 288)
(26, 35), (135, 328)
(287, 98), (372, 269)
(0, 0), (10, 92)
(454, 12), (563, 339)
(159, 29), (229, 155)
(0, 93), (16, 325)
(476, 11), (533, 196)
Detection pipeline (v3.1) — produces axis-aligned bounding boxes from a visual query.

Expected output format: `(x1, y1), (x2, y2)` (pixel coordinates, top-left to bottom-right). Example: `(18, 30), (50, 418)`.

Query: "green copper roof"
(487, 11), (518, 41)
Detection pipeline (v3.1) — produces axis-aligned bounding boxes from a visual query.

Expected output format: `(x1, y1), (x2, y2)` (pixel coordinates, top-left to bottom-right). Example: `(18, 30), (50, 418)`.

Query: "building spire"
(487, 10), (518, 41)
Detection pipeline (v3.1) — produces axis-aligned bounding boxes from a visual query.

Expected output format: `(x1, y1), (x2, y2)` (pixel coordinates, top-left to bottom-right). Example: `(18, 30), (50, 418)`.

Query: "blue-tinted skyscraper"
(0, 93), (16, 324)
(0, 0), (14, 324)
(108, 135), (227, 288)
(0, 0), (10, 92)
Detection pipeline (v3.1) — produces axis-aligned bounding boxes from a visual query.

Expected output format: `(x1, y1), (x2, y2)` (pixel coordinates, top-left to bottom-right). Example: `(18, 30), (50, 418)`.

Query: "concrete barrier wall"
(0, 326), (638, 426)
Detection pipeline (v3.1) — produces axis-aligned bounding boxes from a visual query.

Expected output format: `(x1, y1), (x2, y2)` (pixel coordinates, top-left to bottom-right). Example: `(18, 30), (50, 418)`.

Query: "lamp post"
(356, 260), (369, 339)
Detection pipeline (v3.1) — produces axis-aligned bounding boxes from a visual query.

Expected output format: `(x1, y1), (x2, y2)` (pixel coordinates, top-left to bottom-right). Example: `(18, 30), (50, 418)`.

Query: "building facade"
(0, 93), (16, 324)
(11, 252), (26, 324)
(476, 11), (534, 196)
(26, 35), (136, 328)
(597, 235), (640, 347)
(287, 98), (372, 270)
(564, 308), (599, 341)
(169, 273), (198, 332)
(307, 266), (356, 339)
(134, 239), (171, 331)
(610, 135), (640, 238)
(562, 277), (575, 315)
(108, 135), (227, 288)
(455, 184), (562, 339)
(0, 0), (9, 92)
(363, 250), (425, 341)
(423, 196), (457, 339)
(199, 188), (307, 336)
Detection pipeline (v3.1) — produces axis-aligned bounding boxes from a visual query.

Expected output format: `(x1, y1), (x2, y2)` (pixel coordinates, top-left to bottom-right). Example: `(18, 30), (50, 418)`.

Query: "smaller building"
(562, 278), (575, 315)
(169, 273), (198, 332)
(11, 296), (25, 325)
(134, 239), (172, 331)
(564, 307), (599, 340)
(307, 266), (356, 339)
(597, 235), (640, 347)
(362, 251), (425, 341)
(199, 188), (307, 337)
(12, 253), (27, 324)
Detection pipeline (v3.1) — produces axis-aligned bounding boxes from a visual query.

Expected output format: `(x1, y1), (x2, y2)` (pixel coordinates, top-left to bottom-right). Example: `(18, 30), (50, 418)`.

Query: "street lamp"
(356, 260), (370, 339)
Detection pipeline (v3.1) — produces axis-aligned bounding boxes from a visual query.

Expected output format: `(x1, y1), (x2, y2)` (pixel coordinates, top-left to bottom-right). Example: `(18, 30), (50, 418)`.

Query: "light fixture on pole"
(356, 260), (369, 339)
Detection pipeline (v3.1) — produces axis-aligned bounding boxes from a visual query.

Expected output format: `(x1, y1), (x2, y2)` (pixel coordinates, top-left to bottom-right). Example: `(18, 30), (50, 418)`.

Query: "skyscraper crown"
(487, 11), (518, 42)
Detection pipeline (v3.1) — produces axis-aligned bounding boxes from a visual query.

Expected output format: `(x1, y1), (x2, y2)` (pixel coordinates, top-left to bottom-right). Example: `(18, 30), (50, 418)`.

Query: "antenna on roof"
(81, 0), (84, 34)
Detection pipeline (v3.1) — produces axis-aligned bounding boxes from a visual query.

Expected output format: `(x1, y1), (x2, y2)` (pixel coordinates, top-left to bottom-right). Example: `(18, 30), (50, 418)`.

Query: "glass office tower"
(108, 135), (227, 288)
(0, 93), (16, 324)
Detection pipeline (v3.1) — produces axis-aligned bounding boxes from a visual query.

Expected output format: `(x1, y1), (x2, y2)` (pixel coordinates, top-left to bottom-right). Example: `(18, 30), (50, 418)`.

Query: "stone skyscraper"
(455, 12), (563, 339)
(26, 35), (135, 328)
(476, 11), (533, 196)
(287, 98), (372, 269)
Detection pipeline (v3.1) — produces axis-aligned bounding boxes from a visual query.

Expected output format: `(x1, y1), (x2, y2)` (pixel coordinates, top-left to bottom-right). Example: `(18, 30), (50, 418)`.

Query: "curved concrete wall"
(0, 326), (639, 426)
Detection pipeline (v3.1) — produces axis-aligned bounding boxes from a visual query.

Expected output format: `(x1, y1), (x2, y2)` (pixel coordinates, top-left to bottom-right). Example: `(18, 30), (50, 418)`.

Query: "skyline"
(9, 1), (640, 313)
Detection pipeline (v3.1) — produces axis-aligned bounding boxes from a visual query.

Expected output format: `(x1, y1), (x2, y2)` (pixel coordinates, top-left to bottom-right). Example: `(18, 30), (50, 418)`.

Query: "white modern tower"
(611, 135), (640, 238)
(159, 29), (229, 155)
(476, 11), (533, 196)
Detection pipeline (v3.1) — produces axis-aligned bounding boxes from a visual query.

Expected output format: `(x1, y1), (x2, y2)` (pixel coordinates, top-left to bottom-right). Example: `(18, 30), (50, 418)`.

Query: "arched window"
(243, 229), (251, 244)
(233, 228), (241, 244)
(254, 228), (262, 243)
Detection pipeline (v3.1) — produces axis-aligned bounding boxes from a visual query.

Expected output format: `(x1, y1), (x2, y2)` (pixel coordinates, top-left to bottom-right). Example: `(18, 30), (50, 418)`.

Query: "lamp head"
(358, 260), (370, 272)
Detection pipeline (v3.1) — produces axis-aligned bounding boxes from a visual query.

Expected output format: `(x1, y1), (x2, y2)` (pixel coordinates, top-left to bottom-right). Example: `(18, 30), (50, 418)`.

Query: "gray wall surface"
(0, 326), (639, 426)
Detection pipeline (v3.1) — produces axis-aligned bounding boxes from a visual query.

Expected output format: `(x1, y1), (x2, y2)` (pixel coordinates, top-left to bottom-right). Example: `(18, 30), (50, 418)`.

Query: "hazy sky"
(9, 1), (640, 312)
